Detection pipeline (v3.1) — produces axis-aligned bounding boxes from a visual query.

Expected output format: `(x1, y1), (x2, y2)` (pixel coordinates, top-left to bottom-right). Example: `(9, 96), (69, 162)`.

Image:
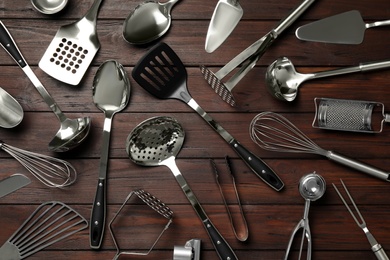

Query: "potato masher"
(313, 97), (390, 133)
(109, 189), (173, 259)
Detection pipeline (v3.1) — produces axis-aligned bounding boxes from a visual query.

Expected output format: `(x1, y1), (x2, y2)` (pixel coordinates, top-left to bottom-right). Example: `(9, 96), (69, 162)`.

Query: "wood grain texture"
(0, 0), (389, 259)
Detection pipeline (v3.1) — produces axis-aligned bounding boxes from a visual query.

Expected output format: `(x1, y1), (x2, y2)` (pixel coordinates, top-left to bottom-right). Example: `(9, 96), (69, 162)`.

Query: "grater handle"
(0, 21), (27, 68)
(326, 151), (390, 181)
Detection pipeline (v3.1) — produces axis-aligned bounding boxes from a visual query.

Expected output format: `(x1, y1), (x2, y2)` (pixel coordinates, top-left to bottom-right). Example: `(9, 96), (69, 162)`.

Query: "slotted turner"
(39, 0), (103, 85)
(0, 201), (88, 259)
(132, 42), (284, 191)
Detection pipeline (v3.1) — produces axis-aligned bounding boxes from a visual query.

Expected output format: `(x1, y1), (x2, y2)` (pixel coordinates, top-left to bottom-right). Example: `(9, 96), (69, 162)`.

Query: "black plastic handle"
(203, 219), (238, 260)
(90, 178), (106, 249)
(0, 21), (27, 68)
(230, 139), (284, 191)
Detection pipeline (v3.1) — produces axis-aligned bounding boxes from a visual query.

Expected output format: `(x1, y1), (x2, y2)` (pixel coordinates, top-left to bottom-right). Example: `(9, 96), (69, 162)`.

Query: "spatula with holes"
(132, 42), (284, 191)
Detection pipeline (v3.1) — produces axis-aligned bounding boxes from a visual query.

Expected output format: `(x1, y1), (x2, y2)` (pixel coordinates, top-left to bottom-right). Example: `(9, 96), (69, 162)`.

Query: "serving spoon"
(266, 56), (390, 102)
(123, 0), (179, 44)
(0, 21), (91, 152)
(90, 60), (131, 250)
(0, 87), (23, 128)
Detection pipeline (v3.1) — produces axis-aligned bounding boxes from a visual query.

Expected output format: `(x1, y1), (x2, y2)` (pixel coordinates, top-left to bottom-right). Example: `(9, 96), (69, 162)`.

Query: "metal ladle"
(0, 87), (23, 128)
(265, 56), (390, 102)
(0, 21), (91, 152)
(90, 60), (131, 250)
(31, 0), (68, 15)
(284, 173), (326, 260)
(122, 0), (179, 44)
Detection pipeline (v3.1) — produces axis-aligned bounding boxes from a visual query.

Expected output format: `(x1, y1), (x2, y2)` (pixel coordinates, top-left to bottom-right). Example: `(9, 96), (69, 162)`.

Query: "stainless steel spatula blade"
(39, 0), (103, 85)
(0, 174), (30, 198)
(295, 10), (366, 44)
(205, 0), (243, 53)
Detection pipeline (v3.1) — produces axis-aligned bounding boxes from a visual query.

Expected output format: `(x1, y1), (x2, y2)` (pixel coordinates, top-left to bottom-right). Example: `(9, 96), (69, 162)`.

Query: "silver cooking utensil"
(249, 112), (390, 182)
(285, 172), (326, 260)
(0, 174), (31, 199)
(0, 201), (88, 260)
(266, 56), (390, 102)
(109, 189), (173, 259)
(205, 0), (243, 53)
(0, 141), (77, 188)
(313, 97), (390, 133)
(90, 60), (131, 250)
(332, 179), (389, 260)
(126, 116), (238, 260)
(31, 0), (68, 15)
(122, 0), (179, 45)
(211, 156), (248, 242)
(132, 42), (284, 191)
(296, 10), (390, 44)
(200, 0), (316, 106)
(39, 0), (103, 85)
(0, 86), (23, 128)
(173, 239), (201, 260)
(0, 21), (91, 152)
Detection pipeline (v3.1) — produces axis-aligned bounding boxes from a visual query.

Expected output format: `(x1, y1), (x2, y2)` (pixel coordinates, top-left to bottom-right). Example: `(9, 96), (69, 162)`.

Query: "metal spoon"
(0, 87), (23, 128)
(285, 173), (326, 260)
(90, 60), (131, 250)
(122, 0), (179, 44)
(31, 0), (68, 15)
(266, 56), (390, 102)
(0, 21), (91, 152)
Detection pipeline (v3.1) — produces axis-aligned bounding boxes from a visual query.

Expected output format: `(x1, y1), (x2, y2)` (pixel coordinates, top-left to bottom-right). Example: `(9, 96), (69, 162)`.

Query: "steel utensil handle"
(187, 99), (284, 191)
(326, 151), (390, 181)
(168, 159), (238, 260)
(273, 0), (317, 36)
(374, 245), (389, 260)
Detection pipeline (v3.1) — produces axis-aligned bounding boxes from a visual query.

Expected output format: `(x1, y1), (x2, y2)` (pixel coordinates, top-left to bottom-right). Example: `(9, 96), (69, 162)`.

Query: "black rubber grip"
(204, 219), (238, 260)
(230, 139), (284, 191)
(0, 21), (27, 68)
(90, 178), (106, 249)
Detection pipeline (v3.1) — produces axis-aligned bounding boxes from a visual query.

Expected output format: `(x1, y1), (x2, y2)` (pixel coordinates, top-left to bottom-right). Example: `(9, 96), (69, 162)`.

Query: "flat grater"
(39, 0), (103, 86)
(313, 97), (390, 133)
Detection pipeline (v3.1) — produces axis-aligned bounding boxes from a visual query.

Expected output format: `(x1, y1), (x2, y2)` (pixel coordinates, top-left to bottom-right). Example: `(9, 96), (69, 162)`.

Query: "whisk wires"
(0, 142), (77, 188)
(250, 112), (327, 156)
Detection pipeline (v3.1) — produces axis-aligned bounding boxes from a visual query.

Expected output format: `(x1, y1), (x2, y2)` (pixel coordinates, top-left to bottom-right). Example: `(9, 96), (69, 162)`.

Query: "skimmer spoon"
(265, 56), (390, 102)
(126, 116), (238, 260)
(0, 21), (91, 152)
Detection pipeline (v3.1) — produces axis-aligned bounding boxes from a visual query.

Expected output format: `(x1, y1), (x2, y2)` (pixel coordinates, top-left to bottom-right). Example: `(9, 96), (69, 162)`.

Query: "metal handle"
(273, 0), (317, 36)
(187, 98), (284, 191)
(167, 159), (238, 260)
(84, 0), (103, 23)
(326, 151), (390, 181)
(366, 19), (390, 29)
(373, 245), (390, 260)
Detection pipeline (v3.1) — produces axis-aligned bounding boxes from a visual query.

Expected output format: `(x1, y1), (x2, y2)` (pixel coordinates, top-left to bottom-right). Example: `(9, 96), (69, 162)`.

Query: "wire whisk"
(0, 141), (77, 188)
(249, 112), (390, 182)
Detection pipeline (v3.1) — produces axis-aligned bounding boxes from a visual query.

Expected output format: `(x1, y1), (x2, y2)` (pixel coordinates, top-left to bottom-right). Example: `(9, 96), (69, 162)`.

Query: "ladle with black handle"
(132, 42), (284, 191)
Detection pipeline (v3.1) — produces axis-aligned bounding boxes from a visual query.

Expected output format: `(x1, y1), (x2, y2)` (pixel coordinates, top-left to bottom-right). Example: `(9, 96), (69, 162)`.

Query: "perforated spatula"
(132, 42), (284, 191)
(39, 0), (103, 85)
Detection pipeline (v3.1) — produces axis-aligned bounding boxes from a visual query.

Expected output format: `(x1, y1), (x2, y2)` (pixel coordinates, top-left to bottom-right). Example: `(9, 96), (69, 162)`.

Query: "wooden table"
(1, 0), (389, 259)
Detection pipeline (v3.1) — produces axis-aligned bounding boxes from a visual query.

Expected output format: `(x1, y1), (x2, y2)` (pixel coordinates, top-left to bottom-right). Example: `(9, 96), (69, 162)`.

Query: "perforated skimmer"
(125, 116), (237, 260)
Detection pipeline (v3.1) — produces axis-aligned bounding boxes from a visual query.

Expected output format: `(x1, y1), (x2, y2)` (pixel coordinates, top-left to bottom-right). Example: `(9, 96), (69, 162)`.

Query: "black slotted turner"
(132, 42), (284, 191)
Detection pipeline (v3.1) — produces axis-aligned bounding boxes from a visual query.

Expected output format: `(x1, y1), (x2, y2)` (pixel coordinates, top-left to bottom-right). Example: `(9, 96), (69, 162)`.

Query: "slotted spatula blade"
(39, 0), (103, 85)
(132, 42), (284, 191)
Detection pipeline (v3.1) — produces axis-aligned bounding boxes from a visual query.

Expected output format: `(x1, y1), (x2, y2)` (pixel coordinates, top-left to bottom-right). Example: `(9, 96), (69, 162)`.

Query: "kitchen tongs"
(200, 0), (317, 106)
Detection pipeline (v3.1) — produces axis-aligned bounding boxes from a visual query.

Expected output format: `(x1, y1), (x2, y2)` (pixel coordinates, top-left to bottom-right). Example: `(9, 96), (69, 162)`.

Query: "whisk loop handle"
(326, 151), (390, 181)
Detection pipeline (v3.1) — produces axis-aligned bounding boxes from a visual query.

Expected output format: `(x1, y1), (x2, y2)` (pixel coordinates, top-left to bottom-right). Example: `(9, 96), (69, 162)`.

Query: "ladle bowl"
(49, 117), (91, 152)
(265, 56), (312, 102)
(0, 87), (23, 128)
(123, 0), (179, 44)
(31, 0), (68, 14)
